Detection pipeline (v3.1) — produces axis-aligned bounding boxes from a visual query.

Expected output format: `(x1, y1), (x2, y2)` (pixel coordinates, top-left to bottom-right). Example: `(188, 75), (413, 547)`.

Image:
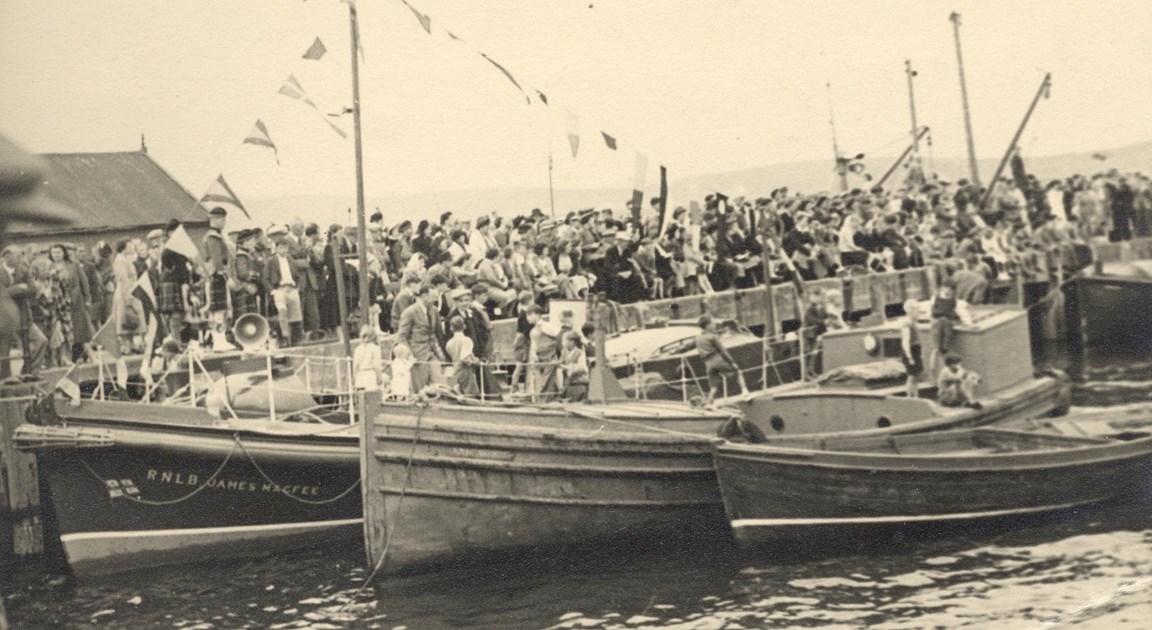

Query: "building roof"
(7, 150), (204, 234)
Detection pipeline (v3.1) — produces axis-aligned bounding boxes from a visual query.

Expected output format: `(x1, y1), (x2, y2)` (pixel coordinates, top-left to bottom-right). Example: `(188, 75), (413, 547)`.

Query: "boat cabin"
(819, 304), (1036, 397)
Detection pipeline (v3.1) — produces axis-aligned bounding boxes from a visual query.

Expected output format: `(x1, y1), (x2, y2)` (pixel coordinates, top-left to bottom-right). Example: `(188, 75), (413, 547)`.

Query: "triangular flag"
(303, 37), (327, 60)
(164, 224), (202, 261)
(278, 75), (316, 107)
(601, 132), (617, 151)
(479, 52), (531, 105)
(243, 120), (279, 164)
(536, 90), (549, 106)
(401, 0), (432, 34)
(91, 318), (120, 359)
(55, 377), (81, 404)
(200, 174), (250, 219)
(278, 75), (348, 139)
(565, 111), (580, 158)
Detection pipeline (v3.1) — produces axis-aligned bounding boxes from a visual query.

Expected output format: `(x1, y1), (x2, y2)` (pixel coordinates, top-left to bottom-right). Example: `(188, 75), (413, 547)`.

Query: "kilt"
(157, 281), (184, 314)
(208, 273), (229, 312)
(232, 289), (259, 316)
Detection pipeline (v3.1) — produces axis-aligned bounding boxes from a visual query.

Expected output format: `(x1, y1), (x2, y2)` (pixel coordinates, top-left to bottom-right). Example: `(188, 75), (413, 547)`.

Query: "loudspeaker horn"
(232, 313), (269, 351)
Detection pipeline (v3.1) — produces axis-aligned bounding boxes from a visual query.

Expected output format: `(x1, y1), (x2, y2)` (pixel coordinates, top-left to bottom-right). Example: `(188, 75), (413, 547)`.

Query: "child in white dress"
(388, 343), (415, 399)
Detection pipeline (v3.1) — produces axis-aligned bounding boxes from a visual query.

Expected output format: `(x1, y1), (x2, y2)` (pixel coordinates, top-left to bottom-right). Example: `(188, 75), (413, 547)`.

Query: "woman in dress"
(111, 239), (143, 354)
(42, 244), (77, 367)
(352, 325), (382, 390)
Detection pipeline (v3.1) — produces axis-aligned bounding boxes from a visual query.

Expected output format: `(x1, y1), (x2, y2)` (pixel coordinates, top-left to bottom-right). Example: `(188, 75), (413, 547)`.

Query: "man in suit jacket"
(1, 244), (46, 378)
(396, 284), (446, 392)
(263, 237), (303, 346)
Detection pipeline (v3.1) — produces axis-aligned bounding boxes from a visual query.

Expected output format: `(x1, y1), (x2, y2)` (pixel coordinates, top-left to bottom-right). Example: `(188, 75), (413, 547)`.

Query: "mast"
(904, 60), (922, 180)
(980, 73), (1051, 209)
(950, 12), (981, 186)
(349, 0), (370, 329)
(827, 82), (848, 192)
(876, 126), (931, 189)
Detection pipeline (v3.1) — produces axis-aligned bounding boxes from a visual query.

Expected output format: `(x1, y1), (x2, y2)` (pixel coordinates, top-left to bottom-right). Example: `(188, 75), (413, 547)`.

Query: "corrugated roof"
(7, 150), (203, 234)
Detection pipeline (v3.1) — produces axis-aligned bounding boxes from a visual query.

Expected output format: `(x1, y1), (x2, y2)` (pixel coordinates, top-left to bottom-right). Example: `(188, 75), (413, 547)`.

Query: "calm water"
(6, 349), (1152, 629)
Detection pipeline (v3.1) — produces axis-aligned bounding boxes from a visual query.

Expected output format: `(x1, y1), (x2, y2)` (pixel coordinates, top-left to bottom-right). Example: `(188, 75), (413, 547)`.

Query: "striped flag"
(302, 37), (327, 60)
(131, 270), (156, 324)
(601, 132), (617, 151)
(278, 74), (314, 106)
(200, 174), (250, 219)
(401, 0), (432, 34)
(243, 120), (279, 164)
(131, 270), (160, 362)
(278, 75), (348, 138)
(565, 111), (580, 158)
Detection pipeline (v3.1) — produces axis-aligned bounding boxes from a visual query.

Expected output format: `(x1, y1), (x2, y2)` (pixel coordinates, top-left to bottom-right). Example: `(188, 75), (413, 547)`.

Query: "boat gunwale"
(373, 450), (716, 478)
(376, 485), (718, 507)
(713, 427), (1152, 471)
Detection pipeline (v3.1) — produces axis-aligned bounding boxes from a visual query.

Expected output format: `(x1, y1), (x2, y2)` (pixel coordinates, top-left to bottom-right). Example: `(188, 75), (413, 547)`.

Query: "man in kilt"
(158, 219), (190, 346)
(231, 229), (262, 320)
(201, 206), (233, 349)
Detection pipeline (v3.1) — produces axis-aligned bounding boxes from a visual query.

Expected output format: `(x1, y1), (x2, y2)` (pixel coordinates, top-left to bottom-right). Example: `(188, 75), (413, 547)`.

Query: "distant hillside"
(246, 141), (1152, 227)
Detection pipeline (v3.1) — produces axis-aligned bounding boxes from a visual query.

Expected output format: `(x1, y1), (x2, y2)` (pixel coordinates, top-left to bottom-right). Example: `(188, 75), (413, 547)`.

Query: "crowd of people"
(3, 167), (1150, 392)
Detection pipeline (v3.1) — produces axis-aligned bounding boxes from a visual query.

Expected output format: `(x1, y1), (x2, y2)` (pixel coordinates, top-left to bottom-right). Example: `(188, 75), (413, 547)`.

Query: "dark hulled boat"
(713, 421), (1152, 547)
(16, 396), (361, 575)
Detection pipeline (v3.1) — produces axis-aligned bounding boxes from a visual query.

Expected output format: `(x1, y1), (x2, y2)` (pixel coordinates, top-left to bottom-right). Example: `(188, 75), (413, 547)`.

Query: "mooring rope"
(343, 403), (426, 608)
(232, 435), (361, 506)
(78, 434), (240, 506)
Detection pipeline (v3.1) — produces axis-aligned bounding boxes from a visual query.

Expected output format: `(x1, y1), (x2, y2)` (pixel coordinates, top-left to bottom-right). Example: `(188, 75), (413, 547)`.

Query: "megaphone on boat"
(232, 313), (269, 351)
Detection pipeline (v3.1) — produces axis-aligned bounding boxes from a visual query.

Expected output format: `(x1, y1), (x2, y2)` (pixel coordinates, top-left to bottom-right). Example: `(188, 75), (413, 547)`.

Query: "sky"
(2, 0), (1150, 225)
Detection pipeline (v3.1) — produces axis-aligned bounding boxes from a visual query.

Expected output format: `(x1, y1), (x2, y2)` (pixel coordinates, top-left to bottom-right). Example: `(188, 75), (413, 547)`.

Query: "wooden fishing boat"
(730, 305), (1069, 441)
(712, 419), (1152, 548)
(359, 394), (731, 574)
(15, 395), (362, 576)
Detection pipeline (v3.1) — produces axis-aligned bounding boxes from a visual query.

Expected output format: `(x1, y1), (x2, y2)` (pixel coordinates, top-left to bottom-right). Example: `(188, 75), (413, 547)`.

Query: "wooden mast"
(904, 60), (923, 181)
(980, 73), (1051, 209)
(349, 1), (370, 328)
(950, 12), (981, 187)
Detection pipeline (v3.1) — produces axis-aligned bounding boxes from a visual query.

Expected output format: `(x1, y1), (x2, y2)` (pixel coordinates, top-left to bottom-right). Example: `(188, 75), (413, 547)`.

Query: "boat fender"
(717, 417), (767, 444)
(24, 394), (63, 426)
